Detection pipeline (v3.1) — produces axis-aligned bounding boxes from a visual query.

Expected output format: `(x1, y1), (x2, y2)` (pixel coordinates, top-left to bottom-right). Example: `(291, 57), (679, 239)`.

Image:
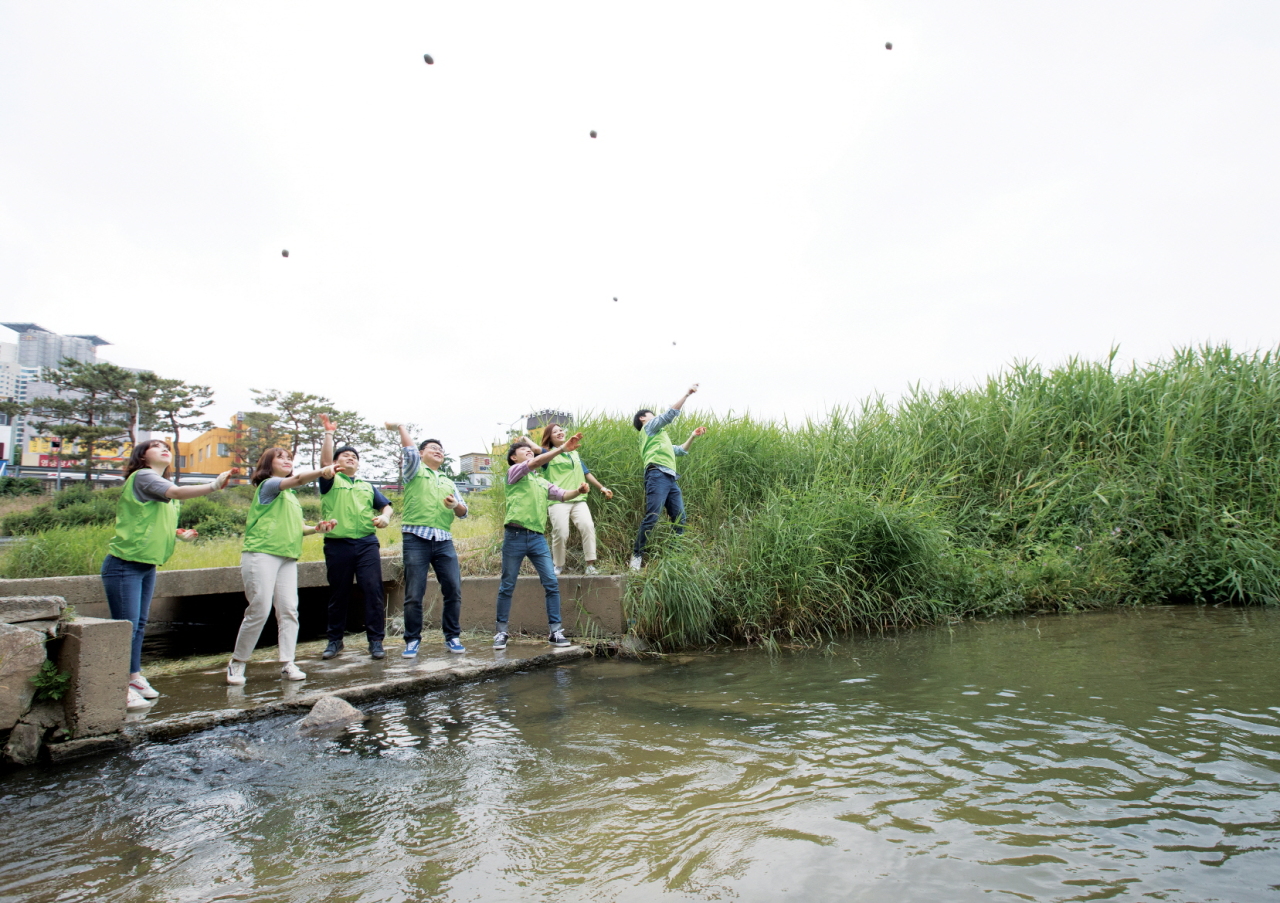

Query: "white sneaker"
(584, 565), (599, 575)
(629, 554), (642, 571)
(129, 674), (160, 699)
(280, 662), (306, 681)
(226, 659), (247, 686)
(554, 565), (563, 576)
(126, 687), (152, 711)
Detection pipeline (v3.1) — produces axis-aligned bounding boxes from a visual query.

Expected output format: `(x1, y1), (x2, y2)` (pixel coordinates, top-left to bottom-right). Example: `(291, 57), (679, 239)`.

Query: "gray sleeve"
(132, 470), (175, 503)
(400, 446), (420, 482)
(646, 407), (681, 435)
(257, 477), (284, 507)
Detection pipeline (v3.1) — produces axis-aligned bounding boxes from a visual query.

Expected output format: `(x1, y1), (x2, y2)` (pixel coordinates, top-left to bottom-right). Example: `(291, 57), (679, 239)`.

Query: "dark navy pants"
(323, 535), (386, 643)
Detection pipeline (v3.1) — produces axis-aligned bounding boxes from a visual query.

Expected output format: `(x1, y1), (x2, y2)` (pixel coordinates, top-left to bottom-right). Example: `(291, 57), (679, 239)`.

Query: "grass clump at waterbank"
(486, 345), (1279, 647)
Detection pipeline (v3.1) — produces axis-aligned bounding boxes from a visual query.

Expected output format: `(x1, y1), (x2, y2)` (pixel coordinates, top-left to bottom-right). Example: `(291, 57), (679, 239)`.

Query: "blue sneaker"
(402, 639), (420, 658)
(445, 637), (465, 654)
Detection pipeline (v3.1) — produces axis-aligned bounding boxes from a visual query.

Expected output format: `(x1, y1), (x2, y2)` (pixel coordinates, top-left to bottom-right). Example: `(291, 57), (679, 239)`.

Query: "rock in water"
(299, 695), (365, 733)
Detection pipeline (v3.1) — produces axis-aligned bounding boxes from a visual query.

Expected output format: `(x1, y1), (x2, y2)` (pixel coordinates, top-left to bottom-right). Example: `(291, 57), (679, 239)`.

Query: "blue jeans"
(633, 467), (686, 556)
(100, 554), (157, 673)
(402, 533), (463, 641)
(495, 526), (561, 633)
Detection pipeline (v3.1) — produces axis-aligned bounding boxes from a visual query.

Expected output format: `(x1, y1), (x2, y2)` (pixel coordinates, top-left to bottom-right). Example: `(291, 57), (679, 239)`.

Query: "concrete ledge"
(60, 617), (130, 737)
(45, 645), (592, 762)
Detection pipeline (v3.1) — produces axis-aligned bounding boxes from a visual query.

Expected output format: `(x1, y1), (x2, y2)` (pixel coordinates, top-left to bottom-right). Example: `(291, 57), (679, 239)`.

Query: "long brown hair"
(540, 423), (563, 450)
(123, 439), (171, 481)
(251, 447), (289, 486)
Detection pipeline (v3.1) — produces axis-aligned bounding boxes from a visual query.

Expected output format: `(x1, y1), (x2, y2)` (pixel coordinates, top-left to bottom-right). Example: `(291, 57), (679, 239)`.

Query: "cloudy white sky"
(2, 2), (1277, 456)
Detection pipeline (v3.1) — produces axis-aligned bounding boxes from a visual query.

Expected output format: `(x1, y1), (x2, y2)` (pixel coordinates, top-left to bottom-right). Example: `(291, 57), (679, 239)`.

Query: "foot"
(548, 629), (572, 647)
(629, 554), (642, 571)
(554, 565), (563, 576)
(492, 631), (509, 650)
(322, 640), (343, 660)
(369, 640), (385, 660)
(280, 662), (306, 681)
(445, 637), (466, 654)
(402, 639), (420, 658)
(226, 659), (247, 686)
(129, 674), (160, 699)
(126, 687), (153, 711)
(584, 564), (599, 575)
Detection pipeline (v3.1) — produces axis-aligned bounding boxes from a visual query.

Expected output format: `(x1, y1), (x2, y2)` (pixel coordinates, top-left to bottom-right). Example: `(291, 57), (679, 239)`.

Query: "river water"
(3, 606), (1278, 902)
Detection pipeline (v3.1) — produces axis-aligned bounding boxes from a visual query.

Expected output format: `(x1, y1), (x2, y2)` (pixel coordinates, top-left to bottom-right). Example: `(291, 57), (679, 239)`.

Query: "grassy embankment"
(4, 345), (1279, 648)
(482, 345), (1280, 647)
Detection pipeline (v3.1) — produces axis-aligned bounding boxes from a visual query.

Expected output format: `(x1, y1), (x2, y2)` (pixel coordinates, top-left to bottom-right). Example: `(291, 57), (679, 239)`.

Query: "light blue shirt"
(644, 407), (689, 478)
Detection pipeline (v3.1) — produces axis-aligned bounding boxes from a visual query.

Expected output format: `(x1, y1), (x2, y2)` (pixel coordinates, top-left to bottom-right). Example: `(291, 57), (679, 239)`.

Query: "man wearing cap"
(319, 415), (395, 660)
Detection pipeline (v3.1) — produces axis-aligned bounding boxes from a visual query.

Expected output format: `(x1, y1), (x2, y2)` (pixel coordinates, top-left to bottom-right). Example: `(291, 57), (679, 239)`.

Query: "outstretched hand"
(315, 519), (338, 534)
(372, 513), (391, 529)
(176, 529), (199, 542)
(563, 431), (584, 452)
(214, 470), (233, 490)
(320, 413), (336, 432)
(692, 426), (708, 437)
(320, 464), (337, 480)
(578, 482), (589, 496)
(443, 495), (458, 509)
(687, 383), (700, 396)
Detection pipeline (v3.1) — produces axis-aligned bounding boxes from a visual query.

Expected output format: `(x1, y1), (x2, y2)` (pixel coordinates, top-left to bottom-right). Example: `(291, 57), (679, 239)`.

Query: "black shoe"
(369, 640), (385, 660)
(322, 640), (343, 660)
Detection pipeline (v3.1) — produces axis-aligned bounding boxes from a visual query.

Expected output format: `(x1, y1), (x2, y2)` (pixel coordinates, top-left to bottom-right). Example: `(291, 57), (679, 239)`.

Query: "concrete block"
(0, 623), (47, 732)
(458, 575), (625, 636)
(0, 595), (66, 624)
(59, 617), (130, 738)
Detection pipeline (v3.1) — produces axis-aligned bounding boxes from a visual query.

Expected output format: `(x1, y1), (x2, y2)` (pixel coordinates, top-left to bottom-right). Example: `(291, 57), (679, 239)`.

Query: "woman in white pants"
(540, 423), (613, 575)
(227, 448), (336, 685)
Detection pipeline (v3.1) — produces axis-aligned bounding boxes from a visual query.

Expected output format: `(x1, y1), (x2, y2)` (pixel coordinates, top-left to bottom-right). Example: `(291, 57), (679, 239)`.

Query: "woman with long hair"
(102, 439), (231, 711)
(226, 447), (337, 686)
(540, 423), (612, 575)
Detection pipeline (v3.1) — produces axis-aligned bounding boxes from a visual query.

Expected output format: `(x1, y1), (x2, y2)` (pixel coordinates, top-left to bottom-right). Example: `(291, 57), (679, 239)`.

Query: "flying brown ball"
(423, 53), (434, 65)
(885, 42), (892, 50)
(590, 130), (597, 138)
(282, 250), (289, 258)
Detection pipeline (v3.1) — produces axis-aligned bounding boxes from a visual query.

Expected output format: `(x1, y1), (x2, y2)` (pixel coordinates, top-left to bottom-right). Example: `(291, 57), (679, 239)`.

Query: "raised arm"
(386, 422), (414, 448)
(680, 426), (708, 452)
(320, 414), (336, 466)
(166, 470), (232, 500)
(527, 432), (583, 470)
(671, 383), (699, 412)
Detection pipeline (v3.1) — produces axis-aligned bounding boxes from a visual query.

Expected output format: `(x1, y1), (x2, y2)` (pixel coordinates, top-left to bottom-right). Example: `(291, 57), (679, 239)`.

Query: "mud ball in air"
(590, 130), (597, 138)
(423, 53), (434, 65)
(282, 250), (289, 258)
(885, 42), (893, 50)
(613, 297), (618, 302)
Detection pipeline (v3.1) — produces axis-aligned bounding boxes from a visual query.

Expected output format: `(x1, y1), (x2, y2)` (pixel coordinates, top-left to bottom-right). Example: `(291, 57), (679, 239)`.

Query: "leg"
(526, 533), (562, 632)
(633, 469), (668, 557)
(272, 558), (300, 662)
(547, 503), (572, 569)
(401, 533), (429, 643)
(352, 539), (387, 643)
(572, 502), (597, 563)
(324, 540), (357, 643)
(664, 478), (687, 535)
(233, 551), (284, 661)
(495, 530), (526, 632)
(100, 555), (156, 675)
(432, 540), (463, 640)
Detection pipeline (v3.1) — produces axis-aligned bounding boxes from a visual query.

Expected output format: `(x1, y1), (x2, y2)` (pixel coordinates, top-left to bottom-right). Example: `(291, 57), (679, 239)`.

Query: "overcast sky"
(3, 2), (1277, 456)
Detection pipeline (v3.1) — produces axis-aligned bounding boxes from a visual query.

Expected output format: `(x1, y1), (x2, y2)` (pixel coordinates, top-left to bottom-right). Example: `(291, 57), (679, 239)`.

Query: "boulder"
(0, 623), (47, 731)
(0, 596), (65, 625)
(299, 695), (366, 733)
(3, 722), (42, 766)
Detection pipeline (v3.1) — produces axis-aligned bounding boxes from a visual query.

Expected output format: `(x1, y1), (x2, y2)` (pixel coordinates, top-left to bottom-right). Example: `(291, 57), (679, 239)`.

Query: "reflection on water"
(3, 606), (1279, 902)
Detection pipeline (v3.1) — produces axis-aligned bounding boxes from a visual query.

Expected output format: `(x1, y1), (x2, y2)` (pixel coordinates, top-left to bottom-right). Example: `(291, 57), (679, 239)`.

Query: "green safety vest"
(108, 471), (180, 566)
(543, 448), (586, 503)
(505, 470), (554, 533)
(321, 472), (378, 540)
(402, 460), (459, 529)
(244, 481), (304, 559)
(639, 426), (679, 473)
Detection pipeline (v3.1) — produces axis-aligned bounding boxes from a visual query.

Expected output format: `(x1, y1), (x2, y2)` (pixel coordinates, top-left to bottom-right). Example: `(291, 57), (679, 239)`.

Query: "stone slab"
(60, 617), (130, 737)
(0, 595), (66, 624)
(0, 623), (46, 732)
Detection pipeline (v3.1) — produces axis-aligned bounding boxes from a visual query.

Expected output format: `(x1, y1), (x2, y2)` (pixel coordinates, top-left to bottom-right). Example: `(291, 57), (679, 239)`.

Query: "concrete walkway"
(49, 633), (593, 763)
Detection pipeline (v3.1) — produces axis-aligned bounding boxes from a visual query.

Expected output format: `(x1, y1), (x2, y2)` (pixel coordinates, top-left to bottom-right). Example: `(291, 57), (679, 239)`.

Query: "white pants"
(235, 552), (300, 662)
(547, 501), (597, 568)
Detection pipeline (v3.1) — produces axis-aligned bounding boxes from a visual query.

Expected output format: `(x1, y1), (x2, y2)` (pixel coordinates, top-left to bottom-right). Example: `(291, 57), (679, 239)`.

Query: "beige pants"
(547, 501), (596, 568)
(235, 551), (300, 662)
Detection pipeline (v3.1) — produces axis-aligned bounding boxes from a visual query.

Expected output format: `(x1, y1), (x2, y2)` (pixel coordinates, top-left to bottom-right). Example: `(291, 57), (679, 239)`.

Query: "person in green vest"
(385, 422), (468, 657)
(225, 447), (338, 686)
(319, 414), (394, 660)
(493, 436), (589, 650)
(539, 422), (613, 575)
(631, 382), (708, 570)
(101, 439), (232, 711)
